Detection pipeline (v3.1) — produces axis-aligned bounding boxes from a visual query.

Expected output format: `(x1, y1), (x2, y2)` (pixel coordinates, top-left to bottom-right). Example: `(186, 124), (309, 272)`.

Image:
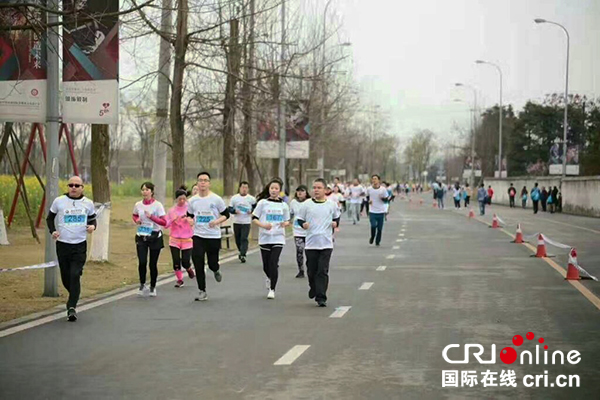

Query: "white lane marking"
(386, 254), (395, 259)
(376, 266), (387, 271)
(401, 228), (406, 232)
(274, 345), (311, 365)
(329, 306), (352, 318)
(398, 233), (405, 237)
(359, 282), (374, 290)
(393, 246), (400, 250)
(0, 248), (258, 338)
(396, 239), (404, 243)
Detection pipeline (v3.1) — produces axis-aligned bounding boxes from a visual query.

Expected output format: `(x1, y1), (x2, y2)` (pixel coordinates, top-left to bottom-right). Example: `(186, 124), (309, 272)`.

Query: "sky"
(332, 0), (600, 143)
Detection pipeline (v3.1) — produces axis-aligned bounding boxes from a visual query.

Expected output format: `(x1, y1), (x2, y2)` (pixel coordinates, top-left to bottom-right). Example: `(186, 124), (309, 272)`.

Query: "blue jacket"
(477, 187), (487, 202)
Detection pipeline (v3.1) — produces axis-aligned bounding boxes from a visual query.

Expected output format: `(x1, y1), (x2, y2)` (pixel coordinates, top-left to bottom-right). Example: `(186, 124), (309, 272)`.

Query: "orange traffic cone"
(513, 224), (524, 243)
(533, 234), (547, 258)
(565, 248), (581, 280)
(468, 208), (475, 218)
(491, 214), (499, 229)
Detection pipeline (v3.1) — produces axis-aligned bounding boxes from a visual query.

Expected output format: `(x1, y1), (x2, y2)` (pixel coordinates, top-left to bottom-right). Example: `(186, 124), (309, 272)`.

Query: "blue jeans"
(369, 213), (385, 245)
(479, 200), (486, 216)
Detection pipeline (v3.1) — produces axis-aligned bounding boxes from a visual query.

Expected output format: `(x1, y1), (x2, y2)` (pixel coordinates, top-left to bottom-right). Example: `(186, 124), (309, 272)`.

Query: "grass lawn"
(0, 196), (246, 323)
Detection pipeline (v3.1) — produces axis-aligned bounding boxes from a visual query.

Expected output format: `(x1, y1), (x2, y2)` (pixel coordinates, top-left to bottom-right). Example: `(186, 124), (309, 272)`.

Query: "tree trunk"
(151, 0), (172, 204)
(241, 0), (256, 191)
(90, 124), (111, 261)
(170, 0), (188, 189)
(222, 18), (241, 196)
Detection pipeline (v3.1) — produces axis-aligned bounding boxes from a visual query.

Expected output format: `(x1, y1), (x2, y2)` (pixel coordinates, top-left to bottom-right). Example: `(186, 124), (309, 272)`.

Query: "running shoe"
(317, 301), (327, 307)
(175, 280), (185, 288)
(187, 267), (195, 279)
(295, 271), (305, 278)
(67, 307), (77, 322)
(149, 287), (157, 297)
(240, 256), (246, 263)
(214, 270), (222, 283)
(195, 290), (208, 301)
(137, 284), (147, 296)
(267, 289), (275, 299)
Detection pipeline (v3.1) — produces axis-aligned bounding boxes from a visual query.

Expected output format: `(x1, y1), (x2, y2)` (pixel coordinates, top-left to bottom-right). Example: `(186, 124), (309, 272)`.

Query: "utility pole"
(277, 0), (287, 188)
(319, 0), (333, 179)
(151, 0), (173, 204)
(44, 0), (60, 297)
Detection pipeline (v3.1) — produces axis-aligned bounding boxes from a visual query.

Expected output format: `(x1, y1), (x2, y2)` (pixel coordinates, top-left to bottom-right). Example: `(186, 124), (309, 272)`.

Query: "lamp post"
(535, 18), (570, 181)
(455, 83), (478, 187)
(476, 60), (503, 178)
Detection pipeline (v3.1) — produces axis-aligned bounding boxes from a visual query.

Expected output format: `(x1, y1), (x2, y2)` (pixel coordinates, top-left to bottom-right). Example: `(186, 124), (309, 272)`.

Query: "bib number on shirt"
(195, 211), (215, 225)
(137, 222), (153, 236)
(64, 210), (86, 226)
(266, 213), (284, 223)
(237, 205), (250, 214)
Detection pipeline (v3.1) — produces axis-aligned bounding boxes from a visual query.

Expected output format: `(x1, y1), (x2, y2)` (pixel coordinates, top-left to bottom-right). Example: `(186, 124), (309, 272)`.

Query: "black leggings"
(56, 241), (87, 309)
(260, 244), (283, 290)
(136, 235), (164, 288)
(192, 236), (221, 291)
(294, 237), (306, 272)
(170, 246), (192, 271)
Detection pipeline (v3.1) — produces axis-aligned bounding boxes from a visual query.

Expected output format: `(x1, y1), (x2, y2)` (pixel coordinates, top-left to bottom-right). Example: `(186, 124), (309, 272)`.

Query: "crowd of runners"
(47, 173), (403, 322)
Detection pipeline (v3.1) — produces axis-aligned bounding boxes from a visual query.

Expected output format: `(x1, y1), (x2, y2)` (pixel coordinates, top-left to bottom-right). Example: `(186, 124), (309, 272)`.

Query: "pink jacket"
(166, 203), (193, 239)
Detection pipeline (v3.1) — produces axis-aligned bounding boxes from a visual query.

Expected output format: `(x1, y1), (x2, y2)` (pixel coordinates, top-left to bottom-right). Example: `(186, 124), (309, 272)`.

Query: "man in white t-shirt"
(46, 176), (97, 322)
(348, 178), (364, 225)
(367, 174), (389, 246)
(297, 178), (341, 307)
(186, 172), (230, 301)
(229, 181), (256, 263)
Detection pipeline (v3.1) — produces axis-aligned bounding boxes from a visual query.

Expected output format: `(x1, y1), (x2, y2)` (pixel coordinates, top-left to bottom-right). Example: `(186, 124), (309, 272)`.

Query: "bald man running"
(46, 176), (97, 322)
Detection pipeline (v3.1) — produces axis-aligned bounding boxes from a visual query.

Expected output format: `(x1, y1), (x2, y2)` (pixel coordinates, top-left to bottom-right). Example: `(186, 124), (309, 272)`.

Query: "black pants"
(533, 200), (539, 214)
(509, 196), (515, 208)
(294, 237), (306, 272)
(192, 236), (221, 291)
(170, 246), (191, 271)
(234, 223), (251, 256)
(361, 200), (369, 215)
(136, 235), (164, 288)
(56, 241), (87, 309)
(541, 200), (547, 212)
(260, 244), (283, 290)
(306, 248), (333, 303)
(464, 196), (470, 208)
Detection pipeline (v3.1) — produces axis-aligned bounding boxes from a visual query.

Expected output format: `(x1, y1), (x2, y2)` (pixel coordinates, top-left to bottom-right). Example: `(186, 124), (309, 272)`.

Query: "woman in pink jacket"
(166, 186), (196, 288)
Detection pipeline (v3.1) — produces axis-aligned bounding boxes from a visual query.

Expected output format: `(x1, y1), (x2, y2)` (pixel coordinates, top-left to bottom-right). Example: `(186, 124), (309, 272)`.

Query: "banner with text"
(257, 100), (310, 159)
(62, 0), (119, 124)
(0, 1), (47, 122)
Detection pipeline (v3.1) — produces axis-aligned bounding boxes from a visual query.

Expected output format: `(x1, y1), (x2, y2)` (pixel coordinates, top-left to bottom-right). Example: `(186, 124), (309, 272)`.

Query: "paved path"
(1, 198), (599, 399)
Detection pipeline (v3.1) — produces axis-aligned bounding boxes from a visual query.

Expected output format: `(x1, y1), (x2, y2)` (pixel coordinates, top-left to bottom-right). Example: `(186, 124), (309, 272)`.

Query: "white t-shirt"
(349, 185), (364, 204)
(229, 194), (256, 225)
(253, 199), (290, 245)
(187, 192), (227, 239)
(368, 186), (389, 214)
(50, 195), (96, 244)
(133, 199), (166, 237)
(298, 198), (341, 250)
(327, 193), (343, 209)
(290, 199), (307, 238)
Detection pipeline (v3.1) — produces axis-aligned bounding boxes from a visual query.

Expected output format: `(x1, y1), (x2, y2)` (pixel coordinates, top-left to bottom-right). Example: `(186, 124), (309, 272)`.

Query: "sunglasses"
(68, 184), (83, 188)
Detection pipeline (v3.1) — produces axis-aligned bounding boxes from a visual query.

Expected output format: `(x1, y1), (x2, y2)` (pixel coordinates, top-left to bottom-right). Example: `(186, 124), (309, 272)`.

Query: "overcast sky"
(332, 0), (600, 142)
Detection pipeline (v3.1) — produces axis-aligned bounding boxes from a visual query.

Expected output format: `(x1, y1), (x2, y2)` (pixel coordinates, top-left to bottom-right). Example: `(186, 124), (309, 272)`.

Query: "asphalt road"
(1, 196), (599, 400)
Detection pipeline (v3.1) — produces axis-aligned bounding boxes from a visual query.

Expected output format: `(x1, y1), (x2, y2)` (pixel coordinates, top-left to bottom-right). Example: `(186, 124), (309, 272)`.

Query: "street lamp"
(535, 18), (570, 181)
(455, 83), (478, 187)
(475, 60), (503, 178)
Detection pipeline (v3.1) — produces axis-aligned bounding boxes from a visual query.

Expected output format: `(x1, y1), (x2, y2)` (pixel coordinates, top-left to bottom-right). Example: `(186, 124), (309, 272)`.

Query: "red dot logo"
(544, 345), (548, 350)
(500, 347), (517, 364)
(512, 335), (524, 346)
(31, 89), (39, 97)
(526, 332), (534, 340)
(538, 338), (544, 344)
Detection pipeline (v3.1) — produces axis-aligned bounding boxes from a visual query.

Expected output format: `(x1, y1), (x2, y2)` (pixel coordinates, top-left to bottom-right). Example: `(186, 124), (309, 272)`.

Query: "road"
(1, 196), (599, 399)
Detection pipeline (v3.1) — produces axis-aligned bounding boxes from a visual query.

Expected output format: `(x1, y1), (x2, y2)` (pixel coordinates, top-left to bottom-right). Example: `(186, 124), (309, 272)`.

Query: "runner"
(229, 181), (257, 263)
(367, 174), (390, 246)
(133, 182), (167, 297)
(252, 178), (291, 299)
(348, 178), (364, 224)
(186, 172), (230, 301)
(165, 186), (195, 288)
(290, 185), (311, 278)
(327, 185), (344, 210)
(296, 178), (341, 307)
(46, 176), (96, 321)
(333, 177), (346, 213)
